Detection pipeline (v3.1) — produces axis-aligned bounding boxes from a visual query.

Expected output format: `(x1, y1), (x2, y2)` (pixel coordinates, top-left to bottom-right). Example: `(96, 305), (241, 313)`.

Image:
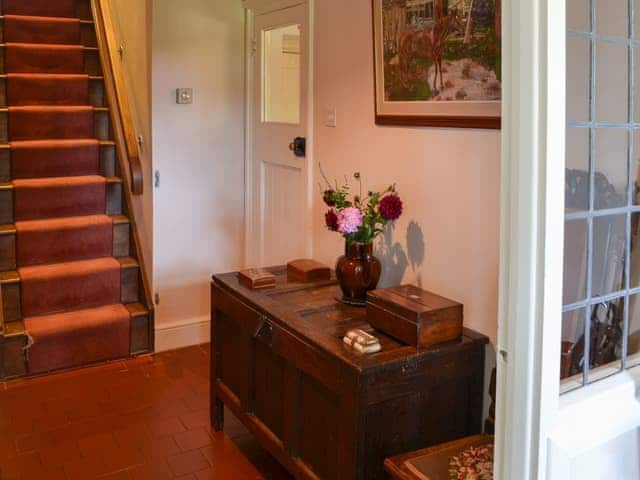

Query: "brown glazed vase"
(335, 242), (382, 306)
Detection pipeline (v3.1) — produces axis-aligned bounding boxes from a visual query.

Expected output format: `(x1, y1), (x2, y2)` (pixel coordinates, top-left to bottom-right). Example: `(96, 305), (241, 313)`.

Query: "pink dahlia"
(325, 209), (339, 231)
(337, 207), (363, 234)
(379, 194), (403, 221)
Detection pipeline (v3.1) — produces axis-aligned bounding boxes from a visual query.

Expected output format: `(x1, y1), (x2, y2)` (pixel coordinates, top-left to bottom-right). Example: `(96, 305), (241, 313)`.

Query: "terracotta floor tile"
(167, 449), (210, 477)
(102, 445), (145, 471)
(21, 464), (67, 480)
(98, 471), (131, 480)
(148, 416), (186, 437)
(195, 466), (262, 480)
(0, 451), (42, 477)
(63, 455), (109, 480)
(174, 427), (213, 451)
(138, 435), (181, 459)
(0, 345), (290, 480)
(39, 439), (82, 467)
(179, 409), (211, 430)
(127, 460), (173, 480)
(78, 432), (119, 457)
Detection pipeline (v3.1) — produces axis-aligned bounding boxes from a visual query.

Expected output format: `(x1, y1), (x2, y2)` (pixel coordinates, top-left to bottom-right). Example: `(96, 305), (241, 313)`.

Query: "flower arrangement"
(321, 170), (403, 245)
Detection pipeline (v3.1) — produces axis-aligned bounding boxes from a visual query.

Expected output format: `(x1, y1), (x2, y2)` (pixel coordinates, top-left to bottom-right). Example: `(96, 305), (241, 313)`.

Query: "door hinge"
(154, 170), (160, 188)
(154, 293), (160, 305)
(250, 38), (257, 57)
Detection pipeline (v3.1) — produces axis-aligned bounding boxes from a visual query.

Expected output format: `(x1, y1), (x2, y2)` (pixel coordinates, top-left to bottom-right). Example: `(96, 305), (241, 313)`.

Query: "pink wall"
(311, 1), (501, 343)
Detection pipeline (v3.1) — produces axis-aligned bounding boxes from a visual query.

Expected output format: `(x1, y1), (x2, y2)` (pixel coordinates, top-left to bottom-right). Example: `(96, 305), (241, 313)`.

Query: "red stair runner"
(24, 304), (130, 374)
(19, 257), (121, 317)
(5, 43), (85, 74)
(11, 139), (100, 179)
(3, 0), (77, 19)
(9, 106), (95, 140)
(4, 1), (133, 375)
(7, 74), (90, 106)
(16, 215), (113, 267)
(4, 15), (81, 45)
(13, 176), (106, 221)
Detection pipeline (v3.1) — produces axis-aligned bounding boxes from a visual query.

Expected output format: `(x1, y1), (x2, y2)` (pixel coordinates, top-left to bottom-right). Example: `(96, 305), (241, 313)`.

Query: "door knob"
(289, 137), (306, 157)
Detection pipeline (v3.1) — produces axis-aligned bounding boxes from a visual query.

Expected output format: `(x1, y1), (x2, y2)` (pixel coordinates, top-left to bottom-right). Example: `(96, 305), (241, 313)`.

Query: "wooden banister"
(90, 0), (154, 315)
(90, 0), (143, 195)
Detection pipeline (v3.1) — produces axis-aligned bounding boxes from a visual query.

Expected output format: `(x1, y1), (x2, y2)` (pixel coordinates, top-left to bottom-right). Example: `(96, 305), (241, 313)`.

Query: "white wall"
(152, 0), (245, 351)
(312, 1), (501, 345)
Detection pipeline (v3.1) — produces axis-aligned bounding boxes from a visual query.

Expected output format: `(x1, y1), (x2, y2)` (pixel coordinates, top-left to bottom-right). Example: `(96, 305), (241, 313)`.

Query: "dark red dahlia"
(379, 194), (403, 221)
(323, 189), (336, 207)
(325, 209), (339, 231)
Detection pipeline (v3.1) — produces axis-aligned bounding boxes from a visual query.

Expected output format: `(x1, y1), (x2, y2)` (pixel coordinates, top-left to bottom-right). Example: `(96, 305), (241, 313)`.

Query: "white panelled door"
(250, 3), (309, 267)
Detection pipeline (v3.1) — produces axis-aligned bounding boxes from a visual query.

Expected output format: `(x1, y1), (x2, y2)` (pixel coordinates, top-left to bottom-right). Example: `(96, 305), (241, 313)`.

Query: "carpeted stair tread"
(5, 43), (84, 74)
(24, 303), (131, 374)
(10, 139), (100, 179)
(19, 257), (121, 317)
(8, 106), (94, 140)
(3, 0), (77, 19)
(13, 175), (106, 221)
(16, 214), (113, 266)
(4, 15), (81, 45)
(7, 73), (89, 106)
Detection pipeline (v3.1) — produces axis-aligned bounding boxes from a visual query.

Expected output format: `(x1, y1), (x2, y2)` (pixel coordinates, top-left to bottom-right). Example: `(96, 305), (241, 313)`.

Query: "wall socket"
(176, 88), (193, 104)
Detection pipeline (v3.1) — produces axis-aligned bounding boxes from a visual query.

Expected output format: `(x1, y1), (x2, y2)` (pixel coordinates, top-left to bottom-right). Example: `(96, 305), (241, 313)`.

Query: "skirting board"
(155, 317), (210, 352)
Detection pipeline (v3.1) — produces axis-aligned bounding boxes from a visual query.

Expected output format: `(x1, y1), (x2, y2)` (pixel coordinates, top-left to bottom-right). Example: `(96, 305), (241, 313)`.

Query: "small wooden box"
(366, 285), (463, 348)
(286, 259), (331, 283)
(237, 269), (276, 290)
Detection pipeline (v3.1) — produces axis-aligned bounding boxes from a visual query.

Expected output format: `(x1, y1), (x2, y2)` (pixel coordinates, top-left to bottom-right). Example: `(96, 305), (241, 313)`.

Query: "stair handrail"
(90, 0), (154, 316)
(90, 0), (144, 195)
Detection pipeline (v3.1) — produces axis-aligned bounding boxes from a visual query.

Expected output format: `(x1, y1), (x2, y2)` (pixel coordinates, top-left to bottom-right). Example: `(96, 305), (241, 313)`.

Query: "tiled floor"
(0, 345), (293, 479)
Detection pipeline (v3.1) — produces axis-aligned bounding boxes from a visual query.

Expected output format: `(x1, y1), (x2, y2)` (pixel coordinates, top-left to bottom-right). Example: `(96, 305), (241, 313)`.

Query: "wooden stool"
(385, 435), (494, 480)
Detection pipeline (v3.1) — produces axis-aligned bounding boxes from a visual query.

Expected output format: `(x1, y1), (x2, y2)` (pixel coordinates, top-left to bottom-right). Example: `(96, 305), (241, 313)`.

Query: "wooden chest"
(210, 268), (488, 480)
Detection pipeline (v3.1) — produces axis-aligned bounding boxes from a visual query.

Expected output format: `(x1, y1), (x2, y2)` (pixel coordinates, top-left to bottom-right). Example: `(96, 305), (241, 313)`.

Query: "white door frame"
(495, 0), (566, 478)
(243, 0), (315, 268)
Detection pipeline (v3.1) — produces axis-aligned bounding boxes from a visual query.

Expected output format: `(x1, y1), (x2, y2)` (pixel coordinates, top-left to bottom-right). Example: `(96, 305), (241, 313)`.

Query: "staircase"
(0, 0), (153, 378)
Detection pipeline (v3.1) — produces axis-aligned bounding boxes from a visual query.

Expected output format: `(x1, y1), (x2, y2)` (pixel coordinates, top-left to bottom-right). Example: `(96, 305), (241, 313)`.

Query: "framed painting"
(373, 0), (501, 129)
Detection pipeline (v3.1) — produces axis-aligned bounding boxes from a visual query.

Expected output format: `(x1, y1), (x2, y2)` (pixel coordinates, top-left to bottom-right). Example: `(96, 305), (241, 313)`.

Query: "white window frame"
(498, 1), (640, 478)
(495, 0), (565, 477)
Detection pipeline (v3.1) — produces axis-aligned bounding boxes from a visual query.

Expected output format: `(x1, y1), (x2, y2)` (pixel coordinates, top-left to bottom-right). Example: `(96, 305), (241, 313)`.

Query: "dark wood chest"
(210, 268), (488, 480)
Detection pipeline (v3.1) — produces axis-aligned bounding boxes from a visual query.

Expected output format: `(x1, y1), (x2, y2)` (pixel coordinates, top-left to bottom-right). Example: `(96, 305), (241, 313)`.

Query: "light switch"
(176, 88), (193, 104)
(326, 108), (337, 128)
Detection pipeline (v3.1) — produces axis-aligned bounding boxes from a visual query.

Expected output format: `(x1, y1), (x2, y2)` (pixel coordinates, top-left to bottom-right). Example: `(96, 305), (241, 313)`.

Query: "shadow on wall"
(376, 220), (425, 288)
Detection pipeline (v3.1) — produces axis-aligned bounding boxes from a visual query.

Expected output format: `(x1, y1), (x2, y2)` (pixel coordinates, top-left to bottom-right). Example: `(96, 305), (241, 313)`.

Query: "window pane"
(262, 24), (301, 124)
(567, 0), (590, 32)
(630, 214), (640, 289)
(634, 48), (640, 121)
(596, 0), (628, 37)
(635, 0), (640, 38)
(566, 128), (590, 213)
(627, 293), (640, 367)
(567, 36), (591, 123)
(588, 298), (624, 382)
(632, 130), (640, 204)
(594, 128), (628, 210)
(596, 42), (628, 123)
(564, 219), (588, 305)
(592, 214), (626, 297)
(561, 308), (585, 392)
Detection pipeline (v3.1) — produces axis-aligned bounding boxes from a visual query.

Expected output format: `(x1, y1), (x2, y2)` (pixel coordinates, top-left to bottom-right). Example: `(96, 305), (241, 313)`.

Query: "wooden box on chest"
(210, 268), (488, 480)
